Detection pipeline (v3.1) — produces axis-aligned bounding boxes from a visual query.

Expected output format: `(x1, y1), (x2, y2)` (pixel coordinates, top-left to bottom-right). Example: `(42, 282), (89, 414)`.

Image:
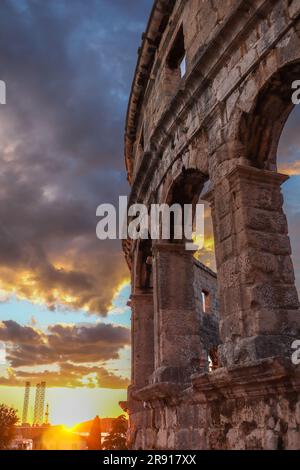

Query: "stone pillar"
(207, 165), (300, 366)
(131, 292), (155, 389)
(152, 242), (203, 383)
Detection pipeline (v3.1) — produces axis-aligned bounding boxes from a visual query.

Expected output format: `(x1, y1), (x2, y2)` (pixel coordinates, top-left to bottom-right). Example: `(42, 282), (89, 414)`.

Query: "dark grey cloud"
(0, 320), (42, 344)
(0, 0), (152, 314)
(0, 320), (130, 367)
(0, 317), (131, 388)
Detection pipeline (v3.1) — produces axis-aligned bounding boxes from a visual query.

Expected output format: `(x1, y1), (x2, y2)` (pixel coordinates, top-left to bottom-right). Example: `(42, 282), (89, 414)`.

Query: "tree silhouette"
(0, 404), (19, 449)
(87, 415), (102, 450)
(102, 414), (127, 450)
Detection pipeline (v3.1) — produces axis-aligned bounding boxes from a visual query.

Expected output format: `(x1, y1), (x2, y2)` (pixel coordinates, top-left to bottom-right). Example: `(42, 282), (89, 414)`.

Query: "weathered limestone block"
(167, 429), (175, 449)
(289, 0), (300, 19)
(157, 428), (168, 449)
(277, 27), (300, 66)
(237, 230), (292, 256)
(235, 207), (288, 234)
(145, 428), (157, 449)
(286, 429), (300, 450)
(165, 407), (177, 429)
(263, 429), (278, 450)
(257, 2), (288, 57)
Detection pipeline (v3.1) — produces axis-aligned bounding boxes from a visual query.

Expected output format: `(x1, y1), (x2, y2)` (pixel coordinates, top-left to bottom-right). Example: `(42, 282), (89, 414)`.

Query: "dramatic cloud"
(0, 320), (130, 368)
(0, 319), (130, 388)
(0, 320), (43, 345)
(278, 106), (300, 166)
(0, 0), (296, 317)
(0, 0), (152, 315)
(0, 363), (130, 389)
(279, 161), (300, 175)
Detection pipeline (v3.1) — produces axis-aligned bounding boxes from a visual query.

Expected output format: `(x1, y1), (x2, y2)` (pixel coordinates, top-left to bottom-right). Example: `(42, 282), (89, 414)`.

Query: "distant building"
(9, 438), (33, 451)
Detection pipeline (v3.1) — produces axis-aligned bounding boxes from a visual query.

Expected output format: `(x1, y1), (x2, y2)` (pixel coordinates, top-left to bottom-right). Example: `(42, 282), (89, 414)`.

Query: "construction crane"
(38, 382), (46, 424)
(33, 382), (46, 425)
(22, 381), (30, 425)
(33, 383), (40, 425)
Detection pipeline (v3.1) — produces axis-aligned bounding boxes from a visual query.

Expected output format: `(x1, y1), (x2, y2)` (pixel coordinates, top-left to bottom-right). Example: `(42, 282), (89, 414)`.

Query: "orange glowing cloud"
(278, 161), (300, 175)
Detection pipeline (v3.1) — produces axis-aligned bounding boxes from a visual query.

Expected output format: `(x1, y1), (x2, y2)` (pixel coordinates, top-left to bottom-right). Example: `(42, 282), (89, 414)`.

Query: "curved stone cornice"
(125, 0), (176, 183)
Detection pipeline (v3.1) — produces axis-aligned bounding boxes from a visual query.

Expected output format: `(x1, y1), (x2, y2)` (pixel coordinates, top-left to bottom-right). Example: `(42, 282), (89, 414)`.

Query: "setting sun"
(0, 386), (127, 428)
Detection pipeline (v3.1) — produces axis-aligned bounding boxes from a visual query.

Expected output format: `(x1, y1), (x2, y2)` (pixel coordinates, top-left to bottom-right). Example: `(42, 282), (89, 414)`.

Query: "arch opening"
(213, 62), (300, 366)
(240, 62), (300, 302)
(278, 105), (300, 299)
(162, 170), (219, 372)
(239, 62), (300, 170)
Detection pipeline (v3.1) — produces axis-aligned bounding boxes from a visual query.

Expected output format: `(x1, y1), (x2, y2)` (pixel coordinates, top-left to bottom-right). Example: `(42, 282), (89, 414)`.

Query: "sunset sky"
(0, 0), (299, 428)
(0, 0), (153, 426)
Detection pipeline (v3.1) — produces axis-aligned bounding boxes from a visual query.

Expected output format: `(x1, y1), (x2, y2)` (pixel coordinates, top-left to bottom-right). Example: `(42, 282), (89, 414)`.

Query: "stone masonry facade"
(122, 0), (300, 449)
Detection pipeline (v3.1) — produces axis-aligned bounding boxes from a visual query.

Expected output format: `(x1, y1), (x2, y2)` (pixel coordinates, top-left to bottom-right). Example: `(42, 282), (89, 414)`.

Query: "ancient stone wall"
(128, 359), (300, 450)
(123, 0), (300, 450)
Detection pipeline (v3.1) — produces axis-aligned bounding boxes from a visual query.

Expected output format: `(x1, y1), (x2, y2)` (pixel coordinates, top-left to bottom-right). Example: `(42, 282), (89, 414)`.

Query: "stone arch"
(150, 167), (220, 382)
(208, 62), (300, 367)
(165, 168), (220, 369)
(164, 168), (207, 208)
(238, 62), (300, 170)
(233, 60), (300, 315)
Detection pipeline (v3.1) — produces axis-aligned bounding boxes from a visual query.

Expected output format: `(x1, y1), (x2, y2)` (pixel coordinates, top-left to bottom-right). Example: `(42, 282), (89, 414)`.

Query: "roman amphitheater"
(122, 0), (300, 450)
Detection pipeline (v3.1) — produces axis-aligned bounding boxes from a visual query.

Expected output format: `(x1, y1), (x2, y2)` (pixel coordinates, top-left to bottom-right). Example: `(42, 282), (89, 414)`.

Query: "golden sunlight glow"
(278, 161), (300, 175)
(62, 424), (75, 433)
(0, 258), (130, 315)
(203, 236), (215, 252)
(193, 234), (215, 255)
(45, 388), (127, 427)
(192, 231), (205, 250)
(0, 386), (127, 428)
(0, 269), (81, 308)
(107, 278), (130, 311)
